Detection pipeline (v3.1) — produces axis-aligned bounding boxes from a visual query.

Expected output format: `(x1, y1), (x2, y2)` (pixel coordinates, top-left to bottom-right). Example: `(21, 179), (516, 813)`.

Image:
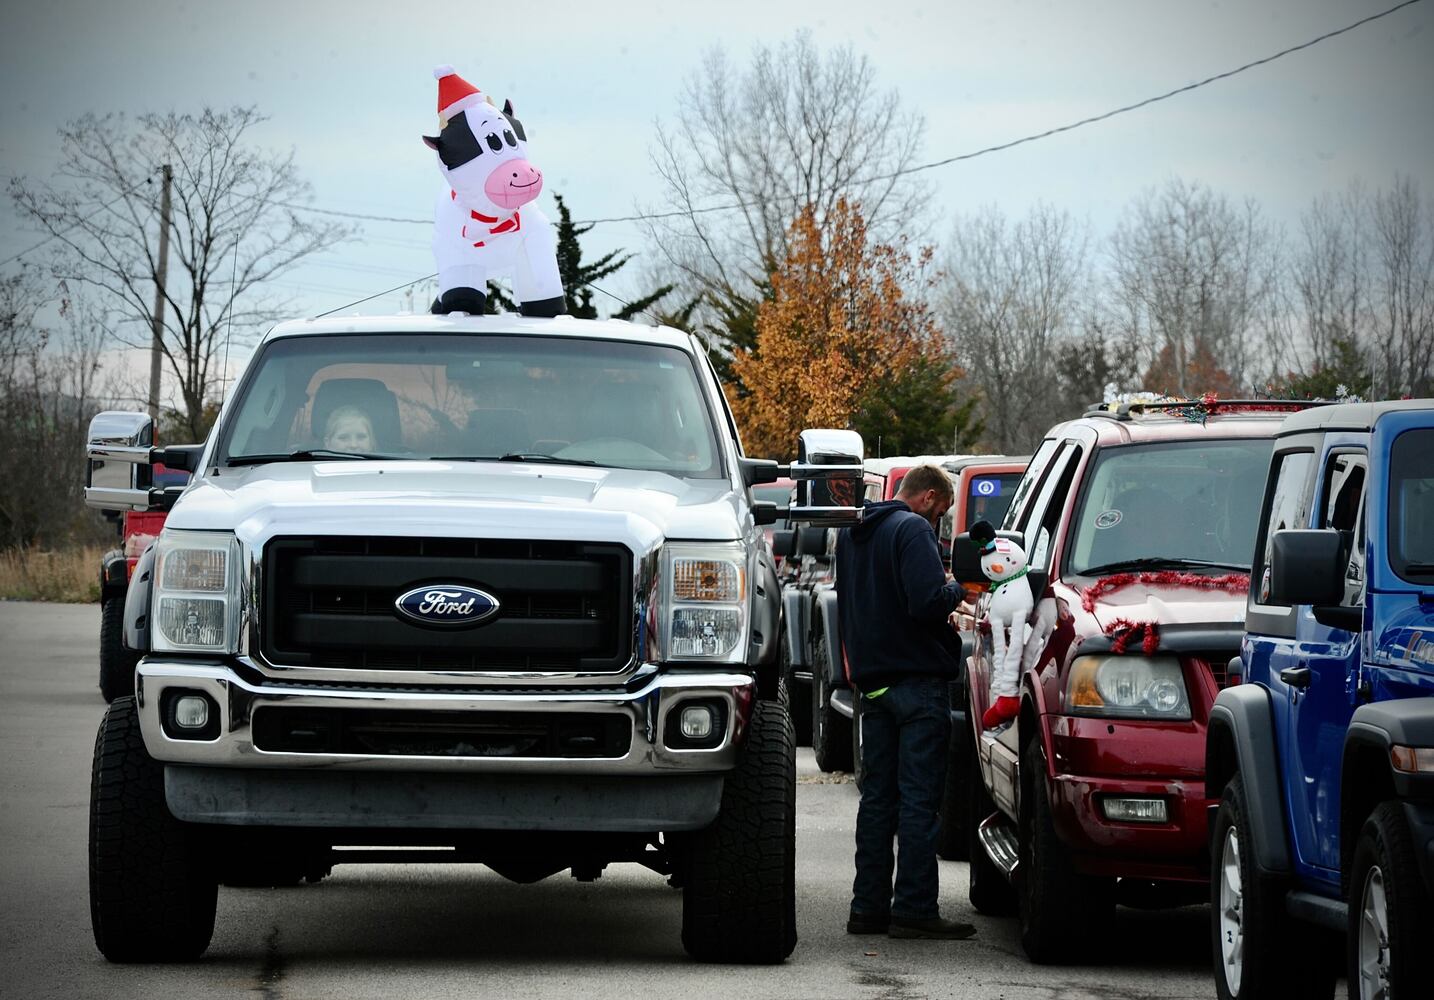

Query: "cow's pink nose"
(485, 159), (543, 209)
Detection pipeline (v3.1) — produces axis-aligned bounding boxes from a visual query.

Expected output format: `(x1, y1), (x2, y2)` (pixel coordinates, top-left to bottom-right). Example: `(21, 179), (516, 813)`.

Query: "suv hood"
(165, 461), (742, 549)
(1063, 575), (1249, 632)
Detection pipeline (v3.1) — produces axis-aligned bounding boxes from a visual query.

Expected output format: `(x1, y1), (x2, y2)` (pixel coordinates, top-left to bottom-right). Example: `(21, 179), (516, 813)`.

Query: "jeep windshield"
(1066, 439), (1272, 577)
(217, 333), (725, 478)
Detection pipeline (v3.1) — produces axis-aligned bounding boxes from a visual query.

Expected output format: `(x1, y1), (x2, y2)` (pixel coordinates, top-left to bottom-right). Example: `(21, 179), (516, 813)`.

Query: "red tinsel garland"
(1080, 570), (1250, 613)
(1104, 618), (1160, 655)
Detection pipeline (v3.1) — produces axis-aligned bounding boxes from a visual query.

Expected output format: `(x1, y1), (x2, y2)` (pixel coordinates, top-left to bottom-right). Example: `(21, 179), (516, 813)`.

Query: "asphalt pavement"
(0, 601), (1217, 999)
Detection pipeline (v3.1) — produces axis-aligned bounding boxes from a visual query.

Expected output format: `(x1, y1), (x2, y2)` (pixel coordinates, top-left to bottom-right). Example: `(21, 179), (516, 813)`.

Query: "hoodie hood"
(851, 499), (911, 542)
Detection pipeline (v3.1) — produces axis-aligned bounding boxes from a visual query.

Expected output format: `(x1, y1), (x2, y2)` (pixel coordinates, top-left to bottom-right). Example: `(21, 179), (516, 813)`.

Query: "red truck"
(952, 399), (1317, 962)
(97, 463), (188, 701)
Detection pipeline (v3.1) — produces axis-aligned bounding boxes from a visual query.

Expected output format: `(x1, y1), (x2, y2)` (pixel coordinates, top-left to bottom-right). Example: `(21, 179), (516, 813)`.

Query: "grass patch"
(0, 545), (103, 603)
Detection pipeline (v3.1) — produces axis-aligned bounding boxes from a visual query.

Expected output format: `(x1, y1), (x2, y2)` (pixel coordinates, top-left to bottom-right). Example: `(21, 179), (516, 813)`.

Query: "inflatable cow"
(423, 65), (565, 317)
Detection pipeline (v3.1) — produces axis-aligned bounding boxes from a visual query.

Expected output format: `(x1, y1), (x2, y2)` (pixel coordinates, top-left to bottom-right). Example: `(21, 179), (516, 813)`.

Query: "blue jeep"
(1205, 399), (1434, 1000)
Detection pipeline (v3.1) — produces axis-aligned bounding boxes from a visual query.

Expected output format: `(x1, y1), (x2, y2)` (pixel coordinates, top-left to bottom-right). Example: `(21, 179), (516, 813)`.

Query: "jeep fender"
(123, 542), (157, 654)
(1342, 699), (1434, 896)
(100, 548), (127, 601)
(781, 587), (809, 669)
(815, 590), (845, 687)
(1207, 685), (1291, 875)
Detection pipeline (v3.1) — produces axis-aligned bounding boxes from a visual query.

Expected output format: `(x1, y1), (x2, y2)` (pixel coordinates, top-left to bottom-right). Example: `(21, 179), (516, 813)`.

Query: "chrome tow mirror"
(787, 429), (864, 527)
(85, 411), (158, 511)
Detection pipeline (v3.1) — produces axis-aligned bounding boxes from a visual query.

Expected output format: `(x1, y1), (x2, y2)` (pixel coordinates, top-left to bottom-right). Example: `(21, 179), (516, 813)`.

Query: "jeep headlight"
(152, 530), (243, 654)
(661, 542), (748, 662)
(1067, 655), (1191, 720)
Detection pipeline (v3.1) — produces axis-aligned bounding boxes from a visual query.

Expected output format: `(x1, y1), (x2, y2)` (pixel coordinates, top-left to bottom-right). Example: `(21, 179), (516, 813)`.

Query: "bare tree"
(10, 107), (353, 440)
(1108, 178), (1278, 396)
(0, 272), (115, 548)
(1369, 174), (1434, 398)
(942, 204), (1089, 453)
(642, 33), (930, 355)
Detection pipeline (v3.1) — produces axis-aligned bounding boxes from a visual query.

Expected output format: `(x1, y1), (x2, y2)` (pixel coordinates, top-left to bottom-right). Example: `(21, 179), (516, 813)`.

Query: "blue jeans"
(851, 675), (952, 921)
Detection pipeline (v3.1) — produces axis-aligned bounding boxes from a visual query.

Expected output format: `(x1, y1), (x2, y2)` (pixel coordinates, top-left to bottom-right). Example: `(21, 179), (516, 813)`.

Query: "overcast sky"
(2, 0), (1431, 362)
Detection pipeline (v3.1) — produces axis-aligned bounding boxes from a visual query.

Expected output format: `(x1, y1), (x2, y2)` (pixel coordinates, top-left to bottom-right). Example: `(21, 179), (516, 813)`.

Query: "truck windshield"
(1066, 439), (1272, 576)
(217, 333), (725, 478)
(1389, 427), (1434, 581)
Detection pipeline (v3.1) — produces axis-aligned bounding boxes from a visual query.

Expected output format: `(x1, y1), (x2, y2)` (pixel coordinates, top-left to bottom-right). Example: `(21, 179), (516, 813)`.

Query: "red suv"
(953, 399), (1316, 963)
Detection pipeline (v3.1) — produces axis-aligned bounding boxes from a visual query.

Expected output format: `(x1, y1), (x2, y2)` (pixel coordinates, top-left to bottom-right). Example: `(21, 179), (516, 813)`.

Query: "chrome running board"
(977, 811), (1020, 878)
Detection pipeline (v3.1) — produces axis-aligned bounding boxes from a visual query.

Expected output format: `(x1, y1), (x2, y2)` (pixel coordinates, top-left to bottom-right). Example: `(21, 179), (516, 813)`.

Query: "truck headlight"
(1066, 655), (1191, 720)
(661, 542), (748, 662)
(152, 530), (243, 654)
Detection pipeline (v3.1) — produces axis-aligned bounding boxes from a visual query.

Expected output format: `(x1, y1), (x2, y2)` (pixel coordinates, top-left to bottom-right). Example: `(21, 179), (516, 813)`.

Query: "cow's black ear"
(503, 99), (514, 115)
(422, 134), (441, 150)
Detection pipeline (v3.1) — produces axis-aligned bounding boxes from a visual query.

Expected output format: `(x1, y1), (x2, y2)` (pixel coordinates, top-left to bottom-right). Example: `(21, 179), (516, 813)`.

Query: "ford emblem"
(394, 584), (500, 629)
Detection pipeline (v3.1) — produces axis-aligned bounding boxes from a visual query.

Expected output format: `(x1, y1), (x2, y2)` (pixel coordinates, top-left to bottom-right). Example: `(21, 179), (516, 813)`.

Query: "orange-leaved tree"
(730, 199), (963, 459)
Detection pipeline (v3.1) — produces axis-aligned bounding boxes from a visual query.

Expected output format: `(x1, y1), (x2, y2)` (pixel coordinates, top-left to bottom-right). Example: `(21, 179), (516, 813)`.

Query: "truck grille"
(262, 536), (632, 673)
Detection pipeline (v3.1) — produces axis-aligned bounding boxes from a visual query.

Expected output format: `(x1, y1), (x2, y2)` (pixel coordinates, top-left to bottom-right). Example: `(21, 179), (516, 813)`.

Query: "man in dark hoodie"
(837, 464), (975, 940)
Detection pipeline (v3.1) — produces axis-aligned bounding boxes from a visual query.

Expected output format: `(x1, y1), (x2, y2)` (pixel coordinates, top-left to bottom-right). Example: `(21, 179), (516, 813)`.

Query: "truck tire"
(1347, 801), (1433, 1000)
(779, 638), (812, 747)
(1209, 775), (1336, 999)
(681, 698), (797, 964)
(811, 630), (852, 773)
(98, 596), (139, 704)
(1017, 739), (1113, 964)
(967, 749), (1017, 916)
(935, 726), (971, 861)
(89, 696), (217, 962)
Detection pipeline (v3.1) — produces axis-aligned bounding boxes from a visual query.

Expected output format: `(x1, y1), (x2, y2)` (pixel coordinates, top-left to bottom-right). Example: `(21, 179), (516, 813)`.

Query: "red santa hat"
(434, 65), (487, 125)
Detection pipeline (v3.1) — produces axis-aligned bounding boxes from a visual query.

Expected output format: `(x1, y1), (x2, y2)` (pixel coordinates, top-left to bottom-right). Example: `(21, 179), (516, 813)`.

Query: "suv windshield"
(217, 333), (724, 478)
(1389, 427), (1434, 581)
(1066, 439), (1272, 576)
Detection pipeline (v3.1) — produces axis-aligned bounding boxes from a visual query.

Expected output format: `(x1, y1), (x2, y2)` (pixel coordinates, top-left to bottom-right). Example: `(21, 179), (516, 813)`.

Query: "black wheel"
(1347, 800), (1434, 1000)
(811, 628), (852, 773)
(98, 596), (139, 703)
(936, 715), (971, 861)
(1209, 775), (1337, 999)
(967, 747), (1017, 916)
(681, 698), (797, 963)
(778, 636), (812, 747)
(89, 696), (217, 962)
(1017, 739), (1113, 964)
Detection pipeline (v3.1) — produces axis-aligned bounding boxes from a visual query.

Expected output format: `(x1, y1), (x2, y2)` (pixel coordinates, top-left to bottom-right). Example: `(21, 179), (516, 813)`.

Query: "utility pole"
(147, 163), (173, 426)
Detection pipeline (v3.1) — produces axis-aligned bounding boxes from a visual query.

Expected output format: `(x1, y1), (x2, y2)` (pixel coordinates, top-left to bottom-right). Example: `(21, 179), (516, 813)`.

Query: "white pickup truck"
(83, 313), (864, 964)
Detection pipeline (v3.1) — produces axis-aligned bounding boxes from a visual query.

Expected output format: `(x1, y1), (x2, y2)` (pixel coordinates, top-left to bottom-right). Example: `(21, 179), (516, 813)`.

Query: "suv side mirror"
(795, 526), (830, 561)
(1269, 530), (1345, 607)
(788, 429), (863, 527)
(950, 528), (1025, 588)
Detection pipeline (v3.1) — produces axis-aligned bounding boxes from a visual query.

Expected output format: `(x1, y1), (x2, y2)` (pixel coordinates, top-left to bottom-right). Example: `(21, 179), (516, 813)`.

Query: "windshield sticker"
(1094, 509), (1122, 529)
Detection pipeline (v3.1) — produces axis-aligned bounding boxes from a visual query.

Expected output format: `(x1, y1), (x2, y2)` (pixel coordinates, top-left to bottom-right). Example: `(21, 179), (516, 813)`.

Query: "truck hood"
(165, 461), (743, 550)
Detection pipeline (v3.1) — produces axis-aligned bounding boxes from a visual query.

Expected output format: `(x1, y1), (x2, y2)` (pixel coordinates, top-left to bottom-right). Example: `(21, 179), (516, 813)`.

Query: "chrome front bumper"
(136, 661), (754, 775)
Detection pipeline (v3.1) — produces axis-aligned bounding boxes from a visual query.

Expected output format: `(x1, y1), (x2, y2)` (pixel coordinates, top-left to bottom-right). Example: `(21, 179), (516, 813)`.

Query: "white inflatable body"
(423, 65), (564, 316)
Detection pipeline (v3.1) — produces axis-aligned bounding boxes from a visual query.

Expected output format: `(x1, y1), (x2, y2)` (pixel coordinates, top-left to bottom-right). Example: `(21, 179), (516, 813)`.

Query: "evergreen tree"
(486, 194), (673, 319)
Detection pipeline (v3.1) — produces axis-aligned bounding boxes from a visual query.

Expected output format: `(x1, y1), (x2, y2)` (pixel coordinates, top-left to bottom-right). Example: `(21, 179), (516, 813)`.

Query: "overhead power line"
(263, 0), (1424, 232)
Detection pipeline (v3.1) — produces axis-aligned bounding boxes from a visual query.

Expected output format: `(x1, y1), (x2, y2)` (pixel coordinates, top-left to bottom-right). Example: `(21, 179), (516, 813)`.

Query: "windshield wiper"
(1402, 563), (1434, 575)
(226, 449), (391, 466)
(1077, 556), (1249, 577)
(430, 453), (602, 467)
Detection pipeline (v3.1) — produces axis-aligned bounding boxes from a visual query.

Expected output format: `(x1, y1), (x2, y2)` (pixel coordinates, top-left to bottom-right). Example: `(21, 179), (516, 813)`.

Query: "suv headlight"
(1066, 655), (1191, 720)
(660, 542), (748, 663)
(151, 530), (243, 654)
